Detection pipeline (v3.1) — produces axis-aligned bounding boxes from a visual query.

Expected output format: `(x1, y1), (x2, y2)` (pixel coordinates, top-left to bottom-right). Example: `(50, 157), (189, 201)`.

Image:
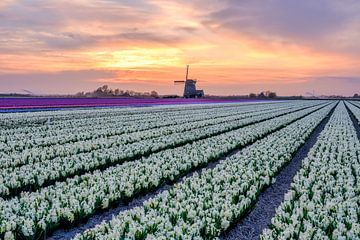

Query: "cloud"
(0, 69), (117, 94)
(0, 68), (184, 94)
(0, 0), (16, 9)
(0, 0), (192, 52)
(2, 0), (359, 53)
(203, 0), (360, 53)
(106, 31), (183, 45)
(202, 75), (360, 96)
(37, 32), (97, 50)
(289, 76), (360, 96)
(0, 1), (64, 30)
(215, 0), (343, 36)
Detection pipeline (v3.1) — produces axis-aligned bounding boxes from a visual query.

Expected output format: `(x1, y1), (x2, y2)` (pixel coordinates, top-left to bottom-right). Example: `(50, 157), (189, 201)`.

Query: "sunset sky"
(0, 0), (360, 96)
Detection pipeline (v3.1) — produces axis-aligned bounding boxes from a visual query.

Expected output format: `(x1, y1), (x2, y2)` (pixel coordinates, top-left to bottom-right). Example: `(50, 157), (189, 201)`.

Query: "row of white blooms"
(0, 103), (238, 143)
(1, 101), (269, 136)
(261, 102), (360, 240)
(0, 103), (333, 239)
(2, 102), (312, 158)
(0, 103), (325, 197)
(0, 105), (265, 156)
(72, 103), (335, 240)
(349, 100), (360, 108)
(1, 102), (251, 136)
(0, 102), (285, 153)
(0, 103), (292, 168)
(1, 101), (260, 128)
(1, 101), (244, 127)
(346, 101), (360, 123)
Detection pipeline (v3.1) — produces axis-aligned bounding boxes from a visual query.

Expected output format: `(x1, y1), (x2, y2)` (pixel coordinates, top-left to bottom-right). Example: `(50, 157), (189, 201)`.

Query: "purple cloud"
(203, 0), (360, 53)
(0, 70), (117, 94)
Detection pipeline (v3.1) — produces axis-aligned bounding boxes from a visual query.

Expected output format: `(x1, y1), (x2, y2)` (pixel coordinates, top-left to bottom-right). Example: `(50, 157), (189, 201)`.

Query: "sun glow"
(93, 48), (184, 69)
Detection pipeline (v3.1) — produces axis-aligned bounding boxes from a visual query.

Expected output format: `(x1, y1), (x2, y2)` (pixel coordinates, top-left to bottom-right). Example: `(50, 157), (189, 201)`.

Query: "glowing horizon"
(1, 0), (360, 96)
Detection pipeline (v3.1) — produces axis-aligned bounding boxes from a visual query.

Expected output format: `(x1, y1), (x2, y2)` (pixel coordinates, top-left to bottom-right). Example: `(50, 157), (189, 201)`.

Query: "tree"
(102, 85), (109, 92)
(268, 92), (277, 98)
(75, 91), (85, 97)
(249, 93), (257, 98)
(151, 91), (159, 98)
(258, 92), (266, 98)
(82, 85), (159, 98)
(353, 93), (359, 98)
(94, 85), (110, 96)
(123, 90), (130, 97)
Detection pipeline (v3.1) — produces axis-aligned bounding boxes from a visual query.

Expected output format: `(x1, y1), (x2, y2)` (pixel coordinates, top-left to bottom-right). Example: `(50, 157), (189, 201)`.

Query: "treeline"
(249, 91), (277, 99)
(75, 85), (159, 98)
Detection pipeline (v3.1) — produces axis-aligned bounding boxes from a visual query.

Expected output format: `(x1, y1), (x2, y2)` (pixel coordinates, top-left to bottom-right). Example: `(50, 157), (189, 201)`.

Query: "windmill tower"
(174, 65), (204, 98)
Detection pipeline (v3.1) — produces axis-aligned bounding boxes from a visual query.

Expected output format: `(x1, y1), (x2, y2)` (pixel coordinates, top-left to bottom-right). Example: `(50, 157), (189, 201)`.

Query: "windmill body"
(174, 65), (204, 98)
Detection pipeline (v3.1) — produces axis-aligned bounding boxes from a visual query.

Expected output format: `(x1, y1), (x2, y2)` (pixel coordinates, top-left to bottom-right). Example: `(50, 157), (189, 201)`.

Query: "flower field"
(0, 100), (359, 240)
(261, 102), (360, 239)
(0, 98), (261, 111)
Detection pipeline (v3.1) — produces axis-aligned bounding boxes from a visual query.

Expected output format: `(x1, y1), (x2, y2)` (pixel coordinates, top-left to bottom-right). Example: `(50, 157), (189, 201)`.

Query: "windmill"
(174, 65), (204, 98)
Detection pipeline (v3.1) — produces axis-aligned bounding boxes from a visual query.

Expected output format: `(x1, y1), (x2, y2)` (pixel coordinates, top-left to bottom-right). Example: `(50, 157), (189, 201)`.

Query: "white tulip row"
(1, 101), (247, 128)
(261, 102), (360, 240)
(346, 101), (360, 124)
(1, 101), (262, 129)
(349, 100), (360, 108)
(0, 103), (292, 169)
(3, 104), (287, 165)
(0, 102), (288, 154)
(0, 102), (325, 197)
(0, 104), (249, 147)
(2, 102), (276, 136)
(71, 103), (335, 240)
(0, 102), (333, 239)
(1, 102), (255, 136)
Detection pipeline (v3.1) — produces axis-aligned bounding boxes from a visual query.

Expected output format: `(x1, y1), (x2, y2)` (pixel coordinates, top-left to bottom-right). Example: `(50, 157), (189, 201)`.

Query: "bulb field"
(0, 100), (359, 240)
